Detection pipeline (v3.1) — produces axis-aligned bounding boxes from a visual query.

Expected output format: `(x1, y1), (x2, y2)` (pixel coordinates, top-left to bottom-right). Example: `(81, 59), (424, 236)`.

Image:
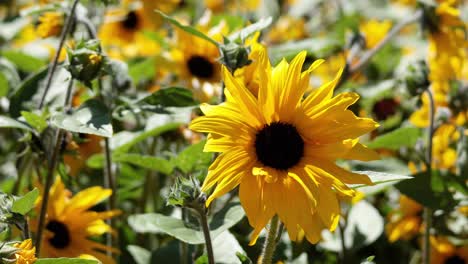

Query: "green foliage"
(269, 37), (340, 64)
(137, 87), (198, 108)
(171, 140), (212, 174)
(367, 127), (422, 150)
(156, 11), (219, 47)
(50, 98), (113, 137)
(396, 171), (457, 210)
(0, 115), (34, 132)
(113, 153), (173, 175)
(1, 50), (46, 72)
(20, 111), (47, 133)
(11, 188), (39, 215)
(9, 67), (48, 117)
(128, 203), (245, 245)
(128, 57), (156, 85)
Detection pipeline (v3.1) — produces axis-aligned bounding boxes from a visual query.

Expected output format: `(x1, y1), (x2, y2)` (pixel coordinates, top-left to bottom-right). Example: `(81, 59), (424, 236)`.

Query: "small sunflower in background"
(32, 177), (120, 263)
(36, 11), (64, 38)
(169, 15), (227, 101)
(98, 1), (160, 58)
(190, 48), (379, 244)
(386, 195), (423, 242)
(63, 133), (103, 177)
(204, 0), (260, 13)
(266, 15), (308, 44)
(359, 19), (392, 49)
(430, 236), (468, 264)
(12, 239), (37, 264)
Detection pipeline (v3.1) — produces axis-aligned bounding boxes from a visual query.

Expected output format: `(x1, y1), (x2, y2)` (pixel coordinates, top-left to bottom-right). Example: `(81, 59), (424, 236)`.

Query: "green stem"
(260, 215), (280, 264)
(38, 0), (80, 109)
(338, 219), (347, 263)
(422, 88), (435, 264)
(197, 206), (215, 264)
(35, 79), (74, 256)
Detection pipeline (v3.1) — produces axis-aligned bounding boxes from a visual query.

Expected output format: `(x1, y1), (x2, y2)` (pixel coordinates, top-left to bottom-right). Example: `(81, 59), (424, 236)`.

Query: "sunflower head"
(170, 18), (227, 101)
(190, 45), (379, 244)
(359, 19), (392, 49)
(385, 195), (423, 242)
(32, 176), (120, 263)
(12, 239), (37, 264)
(36, 11), (64, 38)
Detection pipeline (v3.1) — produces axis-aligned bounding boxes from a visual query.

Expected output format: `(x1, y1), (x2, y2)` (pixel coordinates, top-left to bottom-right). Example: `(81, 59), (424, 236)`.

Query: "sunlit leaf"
(113, 153), (173, 175)
(21, 111), (47, 133)
(0, 115), (33, 132)
(11, 188), (39, 215)
(1, 50), (46, 72)
(138, 87), (197, 108)
(171, 140), (212, 174)
(50, 98), (113, 137)
(9, 67), (48, 117)
(128, 203), (245, 244)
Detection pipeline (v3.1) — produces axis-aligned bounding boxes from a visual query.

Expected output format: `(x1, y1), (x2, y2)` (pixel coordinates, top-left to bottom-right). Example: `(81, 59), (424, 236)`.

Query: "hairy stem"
(197, 206), (215, 264)
(261, 215), (280, 264)
(422, 88), (435, 264)
(38, 0), (80, 109)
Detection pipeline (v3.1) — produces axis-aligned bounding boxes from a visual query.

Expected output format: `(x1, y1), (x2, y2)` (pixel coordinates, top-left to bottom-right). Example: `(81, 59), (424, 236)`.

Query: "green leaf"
(9, 67), (48, 117)
(11, 188), (39, 215)
(128, 57), (156, 85)
(35, 258), (99, 264)
(128, 203), (245, 244)
(172, 140), (212, 174)
(113, 153), (173, 175)
(128, 245), (151, 264)
(367, 127), (422, 150)
(21, 111), (48, 133)
(50, 99), (113, 137)
(228, 17), (272, 42)
(156, 10), (219, 47)
(348, 168), (411, 196)
(350, 171), (412, 189)
(1, 50), (46, 72)
(138, 87), (197, 108)
(0, 72), (8, 97)
(395, 172), (455, 210)
(0, 115), (34, 132)
(115, 122), (181, 153)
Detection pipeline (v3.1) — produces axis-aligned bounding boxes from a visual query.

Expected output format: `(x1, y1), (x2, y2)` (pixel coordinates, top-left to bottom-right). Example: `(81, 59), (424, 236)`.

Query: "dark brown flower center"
(122, 11), (139, 30)
(445, 255), (465, 264)
(372, 98), (398, 120)
(187, 55), (214, 79)
(255, 122), (304, 170)
(46, 220), (71, 249)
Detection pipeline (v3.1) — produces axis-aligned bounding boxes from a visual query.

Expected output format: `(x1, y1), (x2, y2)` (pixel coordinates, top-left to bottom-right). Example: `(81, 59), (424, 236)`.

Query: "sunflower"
(266, 16), (308, 44)
(190, 49), (379, 244)
(204, 0), (260, 13)
(169, 17), (227, 101)
(386, 195), (423, 242)
(12, 239), (37, 264)
(32, 177), (120, 263)
(98, 2), (159, 58)
(63, 134), (103, 176)
(430, 236), (468, 264)
(36, 11), (64, 38)
(410, 0), (467, 127)
(359, 19), (392, 49)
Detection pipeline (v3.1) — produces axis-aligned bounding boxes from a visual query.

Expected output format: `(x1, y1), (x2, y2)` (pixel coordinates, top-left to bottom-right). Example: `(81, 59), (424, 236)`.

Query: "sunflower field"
(0, 0), (467, 263)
